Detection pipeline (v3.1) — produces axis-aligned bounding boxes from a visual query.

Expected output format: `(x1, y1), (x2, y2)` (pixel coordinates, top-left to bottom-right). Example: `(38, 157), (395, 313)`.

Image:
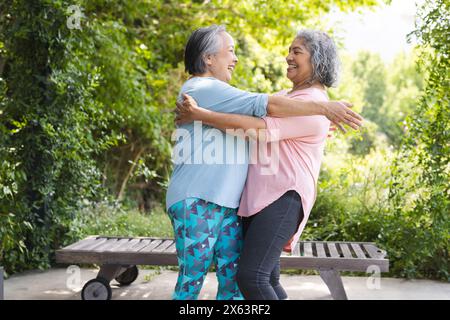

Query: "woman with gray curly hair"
(176, 29), (345, 299)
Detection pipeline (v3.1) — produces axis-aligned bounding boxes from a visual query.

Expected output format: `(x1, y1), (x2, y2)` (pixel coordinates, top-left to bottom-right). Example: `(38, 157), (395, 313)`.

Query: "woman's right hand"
(175, 93), (208, 125)
(320, 101), (363, 133)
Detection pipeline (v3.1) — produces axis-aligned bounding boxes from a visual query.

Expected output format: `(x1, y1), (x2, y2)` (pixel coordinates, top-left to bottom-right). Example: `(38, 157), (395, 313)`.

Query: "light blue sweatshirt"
(166, 77), (268, 210)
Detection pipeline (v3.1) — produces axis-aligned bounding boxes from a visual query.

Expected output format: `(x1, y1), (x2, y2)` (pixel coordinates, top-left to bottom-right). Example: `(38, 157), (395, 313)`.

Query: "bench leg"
(97, 264), (128, 283)
(0, 266), (4, 300)
(318, 268), (348, 300)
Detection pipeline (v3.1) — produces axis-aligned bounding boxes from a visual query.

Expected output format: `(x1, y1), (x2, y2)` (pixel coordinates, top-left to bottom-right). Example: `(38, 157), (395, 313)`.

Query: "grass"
(73, 203), (173, 239)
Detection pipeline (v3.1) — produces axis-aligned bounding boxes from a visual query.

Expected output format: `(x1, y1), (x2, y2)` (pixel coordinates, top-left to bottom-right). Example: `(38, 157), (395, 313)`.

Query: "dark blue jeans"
(237, 190), (304, 300)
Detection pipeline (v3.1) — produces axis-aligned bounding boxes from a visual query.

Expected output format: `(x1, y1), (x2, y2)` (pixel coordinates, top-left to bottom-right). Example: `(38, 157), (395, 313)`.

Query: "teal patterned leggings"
(167, 198), (244, 300)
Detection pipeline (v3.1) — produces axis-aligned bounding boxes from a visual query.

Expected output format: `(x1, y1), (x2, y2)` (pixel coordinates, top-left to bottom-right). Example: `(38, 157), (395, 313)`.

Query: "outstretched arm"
(176, 93), (363, 134)
(200, 109), (266, 140)
(266, 95), (361, 132)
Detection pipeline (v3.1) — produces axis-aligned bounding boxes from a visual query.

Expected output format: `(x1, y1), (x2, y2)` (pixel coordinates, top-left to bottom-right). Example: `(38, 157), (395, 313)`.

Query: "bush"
(306, 124), (448, 280)
(0, 0), (116, 274)
(305, 136), (392, 245)
(387, 0), (449, 281)
(67, 201), (173, 243)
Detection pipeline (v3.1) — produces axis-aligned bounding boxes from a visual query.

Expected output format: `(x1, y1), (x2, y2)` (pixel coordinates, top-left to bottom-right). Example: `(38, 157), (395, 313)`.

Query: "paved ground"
(3, 268), (449, 300)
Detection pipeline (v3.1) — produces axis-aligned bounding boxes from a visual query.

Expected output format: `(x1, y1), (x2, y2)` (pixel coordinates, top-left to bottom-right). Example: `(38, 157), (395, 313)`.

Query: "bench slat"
(64, 237), (97, 250)
(303, 242), (314, 257)
(280, 255), (388, 272)
(363, 244), (385, 259)
(104, 238), (130, 252)
(165, 242), (177, 253)
(139, 239), (163, 252)
(339, 243), (354, 258)
(152, 240), (174, 252)
(116, 238), (141, 252)
(76, 237), (110, 251)
(326, 243), (340, 258)
(92, 238), (121, 252)
(130, 239), (153, 252)
(351, 243), (367, 259)
(316, 243), (327, 257)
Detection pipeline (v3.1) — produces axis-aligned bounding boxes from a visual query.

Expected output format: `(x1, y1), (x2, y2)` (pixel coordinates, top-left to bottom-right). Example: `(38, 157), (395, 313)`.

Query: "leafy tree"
(387, 0), (449, 280)
(381, 51), (424, 145)
(342, 50), (423, 146)
(352, 51), (387, 124)
(0, 0), (115, 272)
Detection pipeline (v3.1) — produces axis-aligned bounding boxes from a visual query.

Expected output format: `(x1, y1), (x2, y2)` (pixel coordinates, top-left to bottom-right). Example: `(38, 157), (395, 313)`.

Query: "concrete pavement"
(3, 268), (449, 300)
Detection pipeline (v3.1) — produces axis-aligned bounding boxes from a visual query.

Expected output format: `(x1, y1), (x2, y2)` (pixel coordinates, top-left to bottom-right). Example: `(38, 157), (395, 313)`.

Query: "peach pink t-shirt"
(237, 87), (330, 252)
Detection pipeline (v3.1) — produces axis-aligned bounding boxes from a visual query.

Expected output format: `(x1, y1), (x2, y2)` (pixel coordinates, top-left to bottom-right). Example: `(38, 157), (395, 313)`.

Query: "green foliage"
(336, 51), (424, 146)
(67, 202), (172, 241)
(318, 0), (449, 281)
(387, 0), (449, 280)
(381, 52), (424, 144)
(352, 52), (387, 123)
(0, 0), (116, 273)
(305, 135), (392, 245)
(348, 120), (379, 156)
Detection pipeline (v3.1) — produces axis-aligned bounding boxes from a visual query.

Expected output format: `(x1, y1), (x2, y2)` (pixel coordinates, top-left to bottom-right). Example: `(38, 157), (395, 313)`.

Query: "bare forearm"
(199, 109), (266, 131)
(267, 95), (325, 117)
(196, 109), (266, 139)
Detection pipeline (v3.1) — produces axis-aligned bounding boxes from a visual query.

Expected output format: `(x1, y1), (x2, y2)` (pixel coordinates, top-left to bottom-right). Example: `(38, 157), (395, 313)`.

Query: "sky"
(327, 0), (424, 62)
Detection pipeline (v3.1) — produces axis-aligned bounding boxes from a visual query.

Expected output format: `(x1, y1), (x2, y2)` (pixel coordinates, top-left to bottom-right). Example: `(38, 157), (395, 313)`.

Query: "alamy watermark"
(66, 5), (84, 30)
(66, 265), (81, 291)
(366, 265), (381, 290)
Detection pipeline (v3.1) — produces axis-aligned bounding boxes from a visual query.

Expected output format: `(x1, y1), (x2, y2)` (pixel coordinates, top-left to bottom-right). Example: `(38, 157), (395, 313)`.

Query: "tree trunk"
(116, 146), (145, 201)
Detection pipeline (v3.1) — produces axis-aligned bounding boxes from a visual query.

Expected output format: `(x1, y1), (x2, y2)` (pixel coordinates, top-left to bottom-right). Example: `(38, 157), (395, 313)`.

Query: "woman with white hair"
(168, 25), (361, 300)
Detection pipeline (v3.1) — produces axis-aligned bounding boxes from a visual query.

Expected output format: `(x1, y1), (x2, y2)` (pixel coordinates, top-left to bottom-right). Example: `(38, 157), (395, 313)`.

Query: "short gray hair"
(295, 30), (339, 87)
(184, 25), (227, 75)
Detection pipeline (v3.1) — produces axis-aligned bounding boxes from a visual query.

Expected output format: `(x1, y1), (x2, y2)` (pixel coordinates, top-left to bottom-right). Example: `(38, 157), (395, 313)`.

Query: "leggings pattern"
(168, 198), (243, 300)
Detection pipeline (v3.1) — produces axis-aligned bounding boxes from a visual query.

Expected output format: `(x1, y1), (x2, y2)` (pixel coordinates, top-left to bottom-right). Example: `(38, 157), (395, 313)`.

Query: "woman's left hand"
(175, 93), (206, 125)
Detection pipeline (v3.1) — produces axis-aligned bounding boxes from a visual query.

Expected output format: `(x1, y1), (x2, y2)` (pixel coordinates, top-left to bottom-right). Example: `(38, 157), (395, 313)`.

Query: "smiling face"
(205, 32), (238, 83)
(286, 37), (313, 86)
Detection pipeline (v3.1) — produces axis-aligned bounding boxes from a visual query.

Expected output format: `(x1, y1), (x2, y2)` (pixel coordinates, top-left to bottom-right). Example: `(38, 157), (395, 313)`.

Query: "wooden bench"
(56, 235), (389, 300)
